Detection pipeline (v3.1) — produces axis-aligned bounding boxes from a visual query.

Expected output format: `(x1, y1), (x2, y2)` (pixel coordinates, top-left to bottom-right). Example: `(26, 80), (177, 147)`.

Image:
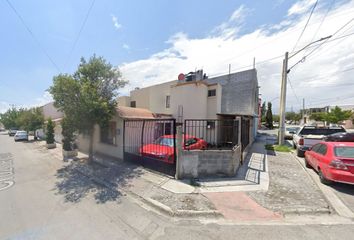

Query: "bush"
(61, 117), (75, 151)
(46, 118), (55, 144)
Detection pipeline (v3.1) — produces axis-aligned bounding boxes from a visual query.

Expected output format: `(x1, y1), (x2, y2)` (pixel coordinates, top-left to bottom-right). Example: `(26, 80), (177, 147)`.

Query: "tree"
(46, 118), (55, 144)
(325, 106), (352, 124)
(61, 117), (75, 151)
(50, 55), (127, 162)
(309, 112), (326, 122)
(16, 107), (44, 134)
(0, 107), (20, 129)
(261, 101), (266, 118)
(266, 102), (273, 129)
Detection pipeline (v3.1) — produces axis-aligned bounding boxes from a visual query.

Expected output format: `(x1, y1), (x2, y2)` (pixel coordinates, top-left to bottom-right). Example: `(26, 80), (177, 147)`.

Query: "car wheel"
(319, 169), (332, 185)
(296, 149), (304, 157)
(305, 158), (311, 168)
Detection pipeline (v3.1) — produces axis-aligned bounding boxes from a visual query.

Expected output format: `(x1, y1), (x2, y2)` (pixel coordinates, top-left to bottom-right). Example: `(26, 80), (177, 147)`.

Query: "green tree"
(266, 102), (273, 129)
(261, 101), (266, 118)
(325, 106), (352, 124)
(61, 117), (75, 151)
(16, 107), (44, 134)
(0, 107), (20, 129)
(46, 118), (55, 144)
(50, 55), (127, 162)
(309, 112), (326, 122)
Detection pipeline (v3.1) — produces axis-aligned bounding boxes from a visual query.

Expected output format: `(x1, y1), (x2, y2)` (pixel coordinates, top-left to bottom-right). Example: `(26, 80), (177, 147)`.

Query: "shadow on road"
(54, 160), (143, 204)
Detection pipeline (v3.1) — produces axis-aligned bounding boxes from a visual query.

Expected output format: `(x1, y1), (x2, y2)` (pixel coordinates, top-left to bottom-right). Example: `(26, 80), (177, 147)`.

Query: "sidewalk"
(33, 137), (335, 221)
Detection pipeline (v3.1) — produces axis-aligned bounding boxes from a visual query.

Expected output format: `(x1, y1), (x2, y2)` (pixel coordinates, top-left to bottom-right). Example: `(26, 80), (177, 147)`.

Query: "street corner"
(203, 191), (282, 222)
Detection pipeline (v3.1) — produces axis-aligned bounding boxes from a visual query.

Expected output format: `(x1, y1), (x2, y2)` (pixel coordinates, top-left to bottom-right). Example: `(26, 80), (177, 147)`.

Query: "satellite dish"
(178, 73), (185, 81)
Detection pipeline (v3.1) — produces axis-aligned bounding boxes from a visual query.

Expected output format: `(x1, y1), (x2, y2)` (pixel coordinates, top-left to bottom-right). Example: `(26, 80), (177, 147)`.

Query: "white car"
(14, 131), (29, 142)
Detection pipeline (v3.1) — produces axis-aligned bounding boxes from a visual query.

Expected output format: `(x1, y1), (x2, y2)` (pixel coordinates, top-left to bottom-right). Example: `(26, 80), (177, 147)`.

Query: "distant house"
(118, 69), (260, 150)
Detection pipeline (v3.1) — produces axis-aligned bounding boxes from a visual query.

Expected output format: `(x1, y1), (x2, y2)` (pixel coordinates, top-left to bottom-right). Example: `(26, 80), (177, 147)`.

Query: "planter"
(62, 149), (78, 158)
(46, 143), (56, 149)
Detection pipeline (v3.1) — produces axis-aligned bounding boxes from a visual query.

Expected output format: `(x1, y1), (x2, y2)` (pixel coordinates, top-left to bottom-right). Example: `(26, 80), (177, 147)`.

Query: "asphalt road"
(1, 132), (354, 240)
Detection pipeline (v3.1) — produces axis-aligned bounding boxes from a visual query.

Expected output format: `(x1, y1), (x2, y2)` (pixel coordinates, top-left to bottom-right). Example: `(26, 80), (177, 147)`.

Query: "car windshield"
(286, 127), (299, 132)
(17, 132), (27, 135)
(154, 137), (174, 147)
(334, 147), (354, 158)
(300, 128), (345, 136)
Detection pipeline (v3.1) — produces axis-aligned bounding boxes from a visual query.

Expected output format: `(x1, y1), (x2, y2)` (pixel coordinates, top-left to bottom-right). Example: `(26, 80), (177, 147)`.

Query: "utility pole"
(278, 52), (288, 145)
(277, 35), (331, 145)
(302, 98), (305, 119)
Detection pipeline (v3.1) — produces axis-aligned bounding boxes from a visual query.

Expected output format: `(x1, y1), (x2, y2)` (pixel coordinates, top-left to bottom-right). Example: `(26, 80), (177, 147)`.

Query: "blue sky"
(1, 0), (354, 112)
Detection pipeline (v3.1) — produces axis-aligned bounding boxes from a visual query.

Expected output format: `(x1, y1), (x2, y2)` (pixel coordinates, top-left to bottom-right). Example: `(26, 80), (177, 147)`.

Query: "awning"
(116, 106), (155, 119)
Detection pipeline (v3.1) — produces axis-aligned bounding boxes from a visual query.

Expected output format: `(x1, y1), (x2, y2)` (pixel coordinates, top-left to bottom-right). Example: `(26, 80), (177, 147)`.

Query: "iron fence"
(184, 119), (240, 150)
(123, 119), (176, 176)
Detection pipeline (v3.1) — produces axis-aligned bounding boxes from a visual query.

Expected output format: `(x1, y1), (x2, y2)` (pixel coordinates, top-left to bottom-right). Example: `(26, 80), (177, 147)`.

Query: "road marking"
(0, 153), (15, 191)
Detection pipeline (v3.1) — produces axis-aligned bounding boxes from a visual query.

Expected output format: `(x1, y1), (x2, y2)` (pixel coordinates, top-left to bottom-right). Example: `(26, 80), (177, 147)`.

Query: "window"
(208, 89), (216, 97)
(317, 144), (328, 155)
(130, 101), (136, 108)
(165, 95), (170, 108)
(100, 121), (116, 145)
(311, 144), (322, 153)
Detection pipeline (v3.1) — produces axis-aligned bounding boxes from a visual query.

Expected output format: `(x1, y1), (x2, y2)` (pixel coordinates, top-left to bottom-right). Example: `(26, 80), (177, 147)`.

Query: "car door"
(307, 144), (321, 167)
(311, 144), (328, 170)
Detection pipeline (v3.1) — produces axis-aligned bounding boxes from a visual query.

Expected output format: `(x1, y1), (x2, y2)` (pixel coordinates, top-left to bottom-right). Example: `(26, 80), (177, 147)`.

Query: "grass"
(265, 144), (292, 152)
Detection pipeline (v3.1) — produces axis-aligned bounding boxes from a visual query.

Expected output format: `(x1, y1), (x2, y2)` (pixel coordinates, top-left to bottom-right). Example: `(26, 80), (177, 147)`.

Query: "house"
(118, 69), (260, 150)
(76, 106), (155, 160)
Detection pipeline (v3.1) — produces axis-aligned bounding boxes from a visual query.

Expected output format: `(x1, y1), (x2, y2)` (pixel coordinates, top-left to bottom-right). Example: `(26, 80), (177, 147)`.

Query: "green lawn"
(265, 144), (292, 152)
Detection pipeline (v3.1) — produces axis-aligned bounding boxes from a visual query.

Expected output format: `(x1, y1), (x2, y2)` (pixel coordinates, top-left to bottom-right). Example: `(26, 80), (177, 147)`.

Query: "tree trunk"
(88, 130), (94, 164)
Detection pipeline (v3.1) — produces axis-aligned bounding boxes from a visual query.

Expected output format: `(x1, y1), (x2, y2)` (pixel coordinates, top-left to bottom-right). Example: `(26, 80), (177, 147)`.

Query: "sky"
(1, 0), (354, 114)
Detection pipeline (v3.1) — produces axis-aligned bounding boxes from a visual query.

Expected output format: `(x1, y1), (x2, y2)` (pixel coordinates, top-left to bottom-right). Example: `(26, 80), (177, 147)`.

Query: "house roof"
(116, 106), (155, 119)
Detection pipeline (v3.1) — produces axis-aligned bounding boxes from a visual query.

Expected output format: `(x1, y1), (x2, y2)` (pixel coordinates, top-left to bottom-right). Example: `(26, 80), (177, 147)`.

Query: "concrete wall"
(171, 82), (208, 120)
(77, 115), (124, 160)
(206, 84), (222, 118)
(177, 145), (242, 179)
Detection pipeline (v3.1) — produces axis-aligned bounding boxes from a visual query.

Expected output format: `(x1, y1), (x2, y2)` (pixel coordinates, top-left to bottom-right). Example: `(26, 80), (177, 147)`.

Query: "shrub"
(46, 118), (55, 144)
(61, 117), (75, 151)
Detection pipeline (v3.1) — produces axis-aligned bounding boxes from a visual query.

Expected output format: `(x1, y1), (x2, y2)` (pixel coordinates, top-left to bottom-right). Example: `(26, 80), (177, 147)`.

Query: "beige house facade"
(118, 69), (259, 146)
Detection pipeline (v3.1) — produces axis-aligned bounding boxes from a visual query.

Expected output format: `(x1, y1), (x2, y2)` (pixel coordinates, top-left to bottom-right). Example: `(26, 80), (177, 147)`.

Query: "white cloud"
(288, 0), (317, 16)
(122, 44), (130, 50)
(111, 14), (122, 30)
(0, 92), (53, 113)
(0, 101), (10, 114)
(119, 1), (354, 112)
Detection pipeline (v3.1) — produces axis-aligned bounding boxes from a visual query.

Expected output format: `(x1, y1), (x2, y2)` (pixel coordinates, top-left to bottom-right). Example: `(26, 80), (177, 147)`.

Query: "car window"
(317, 144), (328, 155)
(155, 137), (174, 147)
(299, 128), (345, 136)
(185, 138), (197, 146)
(311, 144), (322, 153)
(334, 146), (354, 158)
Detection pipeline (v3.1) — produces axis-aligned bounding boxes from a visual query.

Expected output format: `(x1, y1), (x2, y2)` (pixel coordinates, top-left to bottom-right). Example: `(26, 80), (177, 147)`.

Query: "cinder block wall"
(178, 146), (241, 178)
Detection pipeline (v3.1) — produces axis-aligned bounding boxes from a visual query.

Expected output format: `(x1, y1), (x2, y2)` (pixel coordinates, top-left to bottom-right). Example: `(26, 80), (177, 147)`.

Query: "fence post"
(175, 125), (183, 179)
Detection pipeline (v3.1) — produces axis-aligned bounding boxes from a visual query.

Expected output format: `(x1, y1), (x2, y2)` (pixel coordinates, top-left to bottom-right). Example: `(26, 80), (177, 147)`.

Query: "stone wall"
(177, 145), (241, 179)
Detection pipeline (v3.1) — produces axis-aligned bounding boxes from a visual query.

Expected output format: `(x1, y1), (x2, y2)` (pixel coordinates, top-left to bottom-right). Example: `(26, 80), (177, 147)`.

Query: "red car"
(140, 135), (207, 164)
(305, 142), (354, 185)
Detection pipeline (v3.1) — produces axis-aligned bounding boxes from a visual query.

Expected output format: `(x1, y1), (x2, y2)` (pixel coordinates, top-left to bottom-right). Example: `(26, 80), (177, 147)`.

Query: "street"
(1, 132), (354, 240)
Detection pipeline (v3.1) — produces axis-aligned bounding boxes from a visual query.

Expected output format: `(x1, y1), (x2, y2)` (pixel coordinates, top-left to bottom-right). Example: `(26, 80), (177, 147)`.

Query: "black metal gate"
(123, 119), (176, 176)
(241, 117), (250, 151)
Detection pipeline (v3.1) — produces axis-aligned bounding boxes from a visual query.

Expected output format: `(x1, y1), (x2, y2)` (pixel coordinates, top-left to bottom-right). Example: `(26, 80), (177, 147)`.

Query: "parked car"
(14, 131), (29, 142)
(293, 126), (346, 157)
(8, 128), (18, 136)
(285, 126), (300, 140)
(323, 132), (354, 142)
(305, 142), (354, 185)
(140, 135), (207, 164)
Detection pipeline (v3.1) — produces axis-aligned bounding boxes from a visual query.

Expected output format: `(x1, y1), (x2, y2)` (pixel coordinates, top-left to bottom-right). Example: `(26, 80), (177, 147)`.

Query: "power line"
(288, 17), (354, 71)
(292, 0), (318, 52)
(5, 0), (61, 72)
(65, 0), (96, 71)
(307, 0), (335, 47)
(287, 76), (301, 107)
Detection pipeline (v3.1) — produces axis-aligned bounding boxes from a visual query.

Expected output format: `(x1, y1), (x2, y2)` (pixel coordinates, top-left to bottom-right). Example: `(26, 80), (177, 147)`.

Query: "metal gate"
(123, 119), (176, 176)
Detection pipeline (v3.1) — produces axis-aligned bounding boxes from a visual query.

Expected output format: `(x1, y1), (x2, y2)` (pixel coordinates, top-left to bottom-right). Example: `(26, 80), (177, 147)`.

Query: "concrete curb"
(74, 165), (223, 219)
